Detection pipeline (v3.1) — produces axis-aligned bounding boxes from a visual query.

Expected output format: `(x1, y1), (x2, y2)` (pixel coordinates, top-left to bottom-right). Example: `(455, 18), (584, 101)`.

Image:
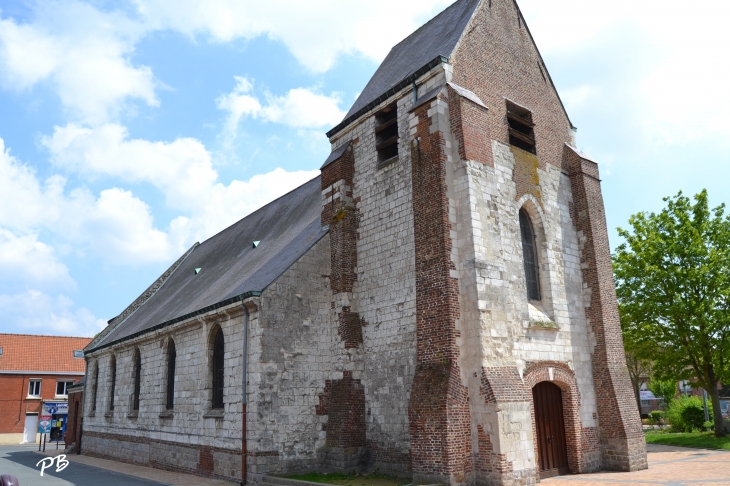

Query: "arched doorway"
(533, 381), (569, 478)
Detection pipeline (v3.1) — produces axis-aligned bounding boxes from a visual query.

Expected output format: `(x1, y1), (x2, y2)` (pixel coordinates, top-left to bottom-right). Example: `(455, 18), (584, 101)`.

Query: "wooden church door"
(532, 381), (569, 478)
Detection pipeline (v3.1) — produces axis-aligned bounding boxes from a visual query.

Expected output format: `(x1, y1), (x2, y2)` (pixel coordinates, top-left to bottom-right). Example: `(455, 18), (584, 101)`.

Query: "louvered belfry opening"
(133, 350), (141, 411)
(212, 328), (225, 409)
(167, 340), (176, 410)
(519, 208), (541, 301)
(507, 101), (536, 154)
(375, 104), (399, 166)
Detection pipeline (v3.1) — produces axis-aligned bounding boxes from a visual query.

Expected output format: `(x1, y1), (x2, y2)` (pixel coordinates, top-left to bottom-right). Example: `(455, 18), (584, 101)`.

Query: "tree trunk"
(707, 365), (727, 437)
(708, 384), (727, 437)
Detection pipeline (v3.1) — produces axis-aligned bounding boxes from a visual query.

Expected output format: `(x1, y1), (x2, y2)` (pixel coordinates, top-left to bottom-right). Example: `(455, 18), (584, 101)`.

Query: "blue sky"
(0, 0), (728, 337)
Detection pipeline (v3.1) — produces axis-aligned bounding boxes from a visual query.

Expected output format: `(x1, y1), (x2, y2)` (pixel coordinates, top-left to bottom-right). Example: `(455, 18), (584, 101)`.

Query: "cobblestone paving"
(543, 444), (730, 485)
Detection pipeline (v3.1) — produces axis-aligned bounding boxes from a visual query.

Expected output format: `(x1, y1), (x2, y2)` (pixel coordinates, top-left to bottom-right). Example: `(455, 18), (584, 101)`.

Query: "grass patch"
(645, 430), (730, 450)
(283, 472), (410, 486)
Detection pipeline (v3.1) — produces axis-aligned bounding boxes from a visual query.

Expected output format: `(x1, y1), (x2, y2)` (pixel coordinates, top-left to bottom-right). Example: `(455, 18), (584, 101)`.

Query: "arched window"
(133, 349), (141, 411)
(519, 208), (541, 301)
(91, 362), (98, 412)
(109, 356), (117, 411)
(212, 328), (225, 409)
(166, 340), (176, 410)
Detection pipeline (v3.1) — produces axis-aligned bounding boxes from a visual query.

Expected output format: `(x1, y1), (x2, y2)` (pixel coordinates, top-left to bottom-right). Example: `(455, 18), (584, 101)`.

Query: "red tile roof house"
(0, 333), (91, 444)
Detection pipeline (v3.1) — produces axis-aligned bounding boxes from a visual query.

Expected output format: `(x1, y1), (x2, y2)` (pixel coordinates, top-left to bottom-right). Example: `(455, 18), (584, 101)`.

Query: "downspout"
(79, 356), (89, 454)
(241, 303), (249, 485)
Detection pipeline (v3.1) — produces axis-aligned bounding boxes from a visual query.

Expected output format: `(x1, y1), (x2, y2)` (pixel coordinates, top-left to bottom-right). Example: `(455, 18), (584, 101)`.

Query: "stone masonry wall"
(327, 68), (448, 475)
(83, 302), (246, 482)
(563, 146), (647, 471)
(246, 235), (350, 481)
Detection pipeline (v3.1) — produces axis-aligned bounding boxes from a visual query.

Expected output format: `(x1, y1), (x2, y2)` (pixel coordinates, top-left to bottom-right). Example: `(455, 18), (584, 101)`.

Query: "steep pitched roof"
(89, 176), (326, 351)
(329, 0), (574, 137)
(0, 334), (91, 373)
(333, 0), (479, 132)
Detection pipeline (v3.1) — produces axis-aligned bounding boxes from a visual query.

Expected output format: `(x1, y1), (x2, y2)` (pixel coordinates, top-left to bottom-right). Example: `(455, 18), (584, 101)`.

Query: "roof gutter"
(326, 55), (449, 138)
(0, 371), (85, 376)
(85, 291), (262, 354)
(241, 302), (250, 485)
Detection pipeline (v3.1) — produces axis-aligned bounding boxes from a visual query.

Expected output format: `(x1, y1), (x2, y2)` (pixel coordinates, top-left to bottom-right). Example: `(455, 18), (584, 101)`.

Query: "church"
(81, 0), (647, 484)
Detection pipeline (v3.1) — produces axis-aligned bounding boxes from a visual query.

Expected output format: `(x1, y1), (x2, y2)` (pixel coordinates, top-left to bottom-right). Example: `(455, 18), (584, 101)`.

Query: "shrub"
(650, 410), (665, 425)
(667, 395), (714, 432)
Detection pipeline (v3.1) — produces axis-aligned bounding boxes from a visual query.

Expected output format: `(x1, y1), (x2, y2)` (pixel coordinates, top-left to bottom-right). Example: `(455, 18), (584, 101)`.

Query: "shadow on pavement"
(0, 446), (166, 486)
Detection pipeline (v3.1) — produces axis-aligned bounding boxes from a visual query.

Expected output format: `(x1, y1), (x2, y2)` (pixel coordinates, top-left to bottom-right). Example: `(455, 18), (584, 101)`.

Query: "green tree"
(614, 190), (730, 437)
(620, 307), (653, 413)
(648, 378), (677, 410)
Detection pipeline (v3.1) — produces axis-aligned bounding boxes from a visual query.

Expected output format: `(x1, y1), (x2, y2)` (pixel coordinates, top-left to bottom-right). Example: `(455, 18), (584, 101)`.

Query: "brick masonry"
(79, 1), (646, 484)
(408, 97), (471, 484)
(563, 146), (647, 471)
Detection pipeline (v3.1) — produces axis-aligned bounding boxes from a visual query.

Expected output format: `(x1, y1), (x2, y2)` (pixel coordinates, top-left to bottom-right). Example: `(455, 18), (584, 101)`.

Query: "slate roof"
(90, 176), (326, 351)
(0, 334), (91, 373)
(330, 0), (479, 136)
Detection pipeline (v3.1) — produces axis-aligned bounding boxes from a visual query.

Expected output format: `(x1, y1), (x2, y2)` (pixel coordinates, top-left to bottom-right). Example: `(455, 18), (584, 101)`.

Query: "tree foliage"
(648, 378), (677, 410)
(614, 190), (730, 436)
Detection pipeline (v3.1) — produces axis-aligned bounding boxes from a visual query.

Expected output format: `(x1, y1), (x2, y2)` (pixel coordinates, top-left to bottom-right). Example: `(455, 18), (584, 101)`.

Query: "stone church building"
(81, 0), (647, 484)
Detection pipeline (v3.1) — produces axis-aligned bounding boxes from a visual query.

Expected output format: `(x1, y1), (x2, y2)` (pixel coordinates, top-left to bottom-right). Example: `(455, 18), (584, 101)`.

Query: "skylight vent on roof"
(73, 350), (83, 358)
(253, 241), (260, 248)
(375, 104), (399, 167)
(195, 268), (202, 274)
(506, 101), (536, 154)
(0, 347), (3, 356)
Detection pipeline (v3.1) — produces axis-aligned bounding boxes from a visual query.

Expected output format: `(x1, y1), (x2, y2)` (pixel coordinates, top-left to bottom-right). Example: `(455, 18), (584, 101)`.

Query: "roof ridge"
(0, 333), (93, 339)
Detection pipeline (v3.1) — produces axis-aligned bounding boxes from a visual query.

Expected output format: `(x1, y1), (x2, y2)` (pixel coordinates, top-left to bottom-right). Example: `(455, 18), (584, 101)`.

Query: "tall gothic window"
(212, 328), (225, 409)
(166, 340), (176, 410)
(133, 349), (141, 411)
(519, 208), (541, 301)
(109, 356), (116, 410)
(92, 362), (98, 412)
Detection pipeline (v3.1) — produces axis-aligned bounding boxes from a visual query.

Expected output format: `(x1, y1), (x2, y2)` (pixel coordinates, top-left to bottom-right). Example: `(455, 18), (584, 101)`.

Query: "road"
(0, 445), (168, 486)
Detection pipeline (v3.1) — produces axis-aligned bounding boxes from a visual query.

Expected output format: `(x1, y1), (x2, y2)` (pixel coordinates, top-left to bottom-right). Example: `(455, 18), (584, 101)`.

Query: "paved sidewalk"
(543, 443), (730, 485)
(35, 448), (233, 485)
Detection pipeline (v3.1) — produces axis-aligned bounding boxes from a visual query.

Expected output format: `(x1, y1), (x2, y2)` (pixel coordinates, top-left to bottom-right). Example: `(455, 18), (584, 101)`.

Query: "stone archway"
(524, 362), (587, 476)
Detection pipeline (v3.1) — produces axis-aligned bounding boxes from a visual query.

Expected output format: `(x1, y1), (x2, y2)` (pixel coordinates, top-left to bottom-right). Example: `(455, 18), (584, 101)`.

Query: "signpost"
(38, 416), (52, 434)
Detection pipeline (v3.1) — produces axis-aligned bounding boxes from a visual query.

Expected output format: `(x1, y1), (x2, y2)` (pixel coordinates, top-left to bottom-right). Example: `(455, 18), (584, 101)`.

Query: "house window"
(92, 363), (98, 412)
(133, 350), (141, 411)
(56, 381), (74, 396)
(375, 104), (398, 166)
(28, 379), (41, 397)
(506, 101), (536, 154)
(519, 208), (541, 301)
(212, 328), (225, 409)
(109, 356), (116, 410)
(73, 350), (84, 358)
(166, 340), (176, 410)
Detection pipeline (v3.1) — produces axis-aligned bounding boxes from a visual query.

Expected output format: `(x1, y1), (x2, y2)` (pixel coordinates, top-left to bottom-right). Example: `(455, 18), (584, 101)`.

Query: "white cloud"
(41, 124), (320, 244)
(216, 76), (346, 142)
(518, 0), (730, 146)
(0, 290), (106, 337)
(0, 0), (454, 125)
(0, 0), (156, 124)
(134, 0), (453, 72)
(0, 136), (176, 265)
(0, 229), (73, 289)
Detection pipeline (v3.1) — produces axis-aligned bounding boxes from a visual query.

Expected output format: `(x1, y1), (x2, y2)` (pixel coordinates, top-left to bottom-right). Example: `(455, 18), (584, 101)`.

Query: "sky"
(0, 0), (728, 338)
